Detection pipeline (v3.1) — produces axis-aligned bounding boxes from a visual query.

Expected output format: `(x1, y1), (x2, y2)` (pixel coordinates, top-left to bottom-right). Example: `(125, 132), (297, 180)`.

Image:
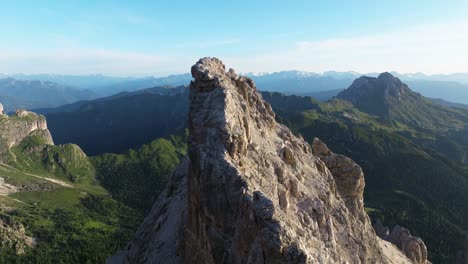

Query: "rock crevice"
(110, 58), (419, 264)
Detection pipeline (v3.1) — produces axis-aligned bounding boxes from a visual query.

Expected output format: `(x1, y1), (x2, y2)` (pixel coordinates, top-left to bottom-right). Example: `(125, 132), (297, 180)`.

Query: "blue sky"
(1, 0), (467, 75)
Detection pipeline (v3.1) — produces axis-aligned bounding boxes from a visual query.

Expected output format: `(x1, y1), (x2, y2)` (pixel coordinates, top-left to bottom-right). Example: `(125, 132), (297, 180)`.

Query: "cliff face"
(110, 58), (418, 264)
(0, 109), (53, 163)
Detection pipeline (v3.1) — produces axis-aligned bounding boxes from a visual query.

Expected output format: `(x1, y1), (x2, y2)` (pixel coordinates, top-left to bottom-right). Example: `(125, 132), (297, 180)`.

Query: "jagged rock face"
(0, 110), (53, 162)
(374, 222), (430, 264)
(110, 58), (413, 264)
(311, 138), (365, 217)
(387, 226), (429, 264)
(185, 57), (387, 263)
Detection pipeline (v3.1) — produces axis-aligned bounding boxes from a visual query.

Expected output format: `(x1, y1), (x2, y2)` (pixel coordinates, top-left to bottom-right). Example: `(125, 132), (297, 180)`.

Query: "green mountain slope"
(0, 111), (141, 263)
(262, 76), (468, 263)
(43, 87), (189, 155)
(92, 131), (187, 212)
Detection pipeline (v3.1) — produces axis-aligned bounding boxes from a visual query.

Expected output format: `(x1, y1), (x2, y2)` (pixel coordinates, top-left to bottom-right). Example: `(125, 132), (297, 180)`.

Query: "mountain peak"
(336, 72), (415, 116)
(378, 71), (396, 80)
(110, 58), (420, 264)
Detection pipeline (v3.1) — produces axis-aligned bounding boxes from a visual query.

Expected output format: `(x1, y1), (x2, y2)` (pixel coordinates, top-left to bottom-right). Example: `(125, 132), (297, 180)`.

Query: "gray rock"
(374, 222), (430, 264)
(110, 57), (413, 264)
(312, 138), (365, 216)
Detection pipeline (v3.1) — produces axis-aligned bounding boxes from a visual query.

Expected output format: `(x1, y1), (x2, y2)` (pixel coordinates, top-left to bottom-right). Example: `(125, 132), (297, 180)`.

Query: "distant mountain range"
(0, 77), (97, 112)
(2, 71), (468, 111)
(4, 73), (192, 96)
(31, 72), (468, 262)
(37, 86), (189, 156)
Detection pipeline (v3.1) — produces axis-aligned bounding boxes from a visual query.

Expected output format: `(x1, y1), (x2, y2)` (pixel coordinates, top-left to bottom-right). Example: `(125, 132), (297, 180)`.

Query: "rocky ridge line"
(109, 58), (424, 264)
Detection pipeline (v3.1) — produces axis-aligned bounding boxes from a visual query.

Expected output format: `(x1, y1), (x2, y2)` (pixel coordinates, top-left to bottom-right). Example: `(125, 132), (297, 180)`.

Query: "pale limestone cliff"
(373, 220), (430, 264)
(110, 58), (416, 264)
(0, 110), (53, 163)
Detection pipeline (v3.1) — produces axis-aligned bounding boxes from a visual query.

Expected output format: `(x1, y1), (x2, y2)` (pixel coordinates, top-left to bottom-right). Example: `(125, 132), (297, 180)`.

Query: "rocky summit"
(335, 72), (417, 117)
(0, 108), (54, 163)
(336, 73), (412, 105)
(109, 58), (426, 264)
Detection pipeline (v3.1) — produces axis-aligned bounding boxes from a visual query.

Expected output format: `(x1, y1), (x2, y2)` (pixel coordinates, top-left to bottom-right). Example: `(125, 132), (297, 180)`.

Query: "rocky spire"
(109, 58), (417, 264)
(0, 102), (3, 115)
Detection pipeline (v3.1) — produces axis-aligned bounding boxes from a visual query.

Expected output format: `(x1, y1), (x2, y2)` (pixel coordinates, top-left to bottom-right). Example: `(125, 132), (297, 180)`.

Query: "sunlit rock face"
(109, 58), (416, 264)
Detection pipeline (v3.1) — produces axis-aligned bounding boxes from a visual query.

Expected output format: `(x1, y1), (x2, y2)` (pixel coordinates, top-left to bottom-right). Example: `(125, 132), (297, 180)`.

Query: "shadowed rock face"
(109, 58), (415, 264)
(335, 72), (415, 117)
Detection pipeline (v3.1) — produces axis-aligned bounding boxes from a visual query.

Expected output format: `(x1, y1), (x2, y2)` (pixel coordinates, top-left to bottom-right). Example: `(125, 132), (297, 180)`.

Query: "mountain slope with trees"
(262, 73), (468, 263)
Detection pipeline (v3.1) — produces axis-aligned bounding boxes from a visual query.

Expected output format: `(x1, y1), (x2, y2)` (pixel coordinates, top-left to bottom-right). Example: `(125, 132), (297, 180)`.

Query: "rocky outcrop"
(0, 212), (35, 254)
(311, 138), (365, 217)
(374, 221), (430, 264)
(0, 110), (53, 163)
(0, 102), (3, 115)
(110, 58), (414, 264)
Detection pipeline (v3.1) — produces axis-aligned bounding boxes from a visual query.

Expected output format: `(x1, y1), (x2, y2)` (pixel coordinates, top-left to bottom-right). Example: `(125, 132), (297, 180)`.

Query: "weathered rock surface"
(374, 222), (430, 264)
(108, 157), (188, 264)
(0, 103), (3, 115)
(311, 138), (365, 217)
(0, 109), (53, 163)
(110, 58), (415, 264)
(0, 212), (35, 254)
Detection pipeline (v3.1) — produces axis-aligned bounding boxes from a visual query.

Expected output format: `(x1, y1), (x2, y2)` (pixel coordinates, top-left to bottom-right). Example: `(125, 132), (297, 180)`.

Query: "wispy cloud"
(1, 20), (467, 75)
(224, 19), (468, 74)
(0, 48), (192, 76)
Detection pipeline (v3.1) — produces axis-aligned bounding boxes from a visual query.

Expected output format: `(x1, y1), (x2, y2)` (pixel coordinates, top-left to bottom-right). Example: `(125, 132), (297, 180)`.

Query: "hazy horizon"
(3, 70), (468, 79)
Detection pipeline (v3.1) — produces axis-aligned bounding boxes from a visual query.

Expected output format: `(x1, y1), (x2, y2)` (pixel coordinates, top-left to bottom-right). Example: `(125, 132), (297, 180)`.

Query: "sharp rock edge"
(108, 57), (423, 264)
